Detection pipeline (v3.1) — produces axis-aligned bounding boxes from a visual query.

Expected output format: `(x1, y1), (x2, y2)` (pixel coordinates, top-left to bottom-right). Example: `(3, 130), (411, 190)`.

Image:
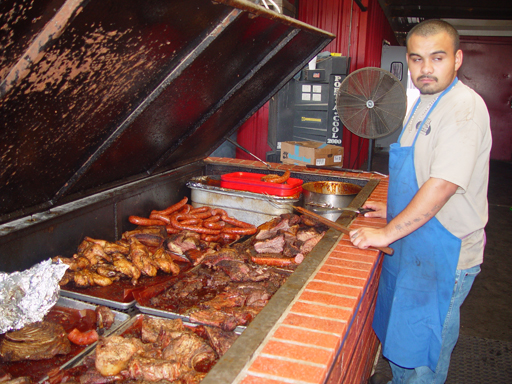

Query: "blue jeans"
(386, 265), (481, 384)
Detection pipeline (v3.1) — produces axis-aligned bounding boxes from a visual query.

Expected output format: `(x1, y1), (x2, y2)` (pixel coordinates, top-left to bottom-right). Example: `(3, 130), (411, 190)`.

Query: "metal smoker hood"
(0, 0), (334, 223)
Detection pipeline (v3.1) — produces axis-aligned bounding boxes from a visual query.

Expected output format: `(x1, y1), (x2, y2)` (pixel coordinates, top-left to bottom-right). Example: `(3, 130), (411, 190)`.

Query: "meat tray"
(60, 289), (136, 311)
(0, 296), (130, 383)
(220, 172), (303, 196)
(134, 304), (247, 335)
(59, 313), (241, 383)
(60, 268), (192, 310)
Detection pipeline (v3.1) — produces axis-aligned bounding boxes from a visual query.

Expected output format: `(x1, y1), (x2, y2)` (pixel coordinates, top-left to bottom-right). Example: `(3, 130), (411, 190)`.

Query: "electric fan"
(336, 67), (407, 170)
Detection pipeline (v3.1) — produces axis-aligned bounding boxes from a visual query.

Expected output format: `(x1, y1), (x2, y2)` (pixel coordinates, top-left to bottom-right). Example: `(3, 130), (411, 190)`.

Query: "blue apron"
(373, 78), (460, 371)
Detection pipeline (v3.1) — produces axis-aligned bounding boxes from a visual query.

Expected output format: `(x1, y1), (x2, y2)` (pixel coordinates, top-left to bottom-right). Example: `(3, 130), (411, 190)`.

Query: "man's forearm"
(383, 177), (458, 243)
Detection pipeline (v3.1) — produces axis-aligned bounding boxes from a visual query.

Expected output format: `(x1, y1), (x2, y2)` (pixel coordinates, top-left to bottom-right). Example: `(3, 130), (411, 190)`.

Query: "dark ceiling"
(377, 0), (512, 44)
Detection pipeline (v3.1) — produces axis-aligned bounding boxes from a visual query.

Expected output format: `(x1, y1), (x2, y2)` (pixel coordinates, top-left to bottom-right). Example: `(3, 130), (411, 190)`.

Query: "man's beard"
(415, 75), (439, 94)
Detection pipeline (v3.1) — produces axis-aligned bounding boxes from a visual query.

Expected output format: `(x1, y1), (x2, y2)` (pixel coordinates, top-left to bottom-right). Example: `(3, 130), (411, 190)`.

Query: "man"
(349, 20), (492, 384)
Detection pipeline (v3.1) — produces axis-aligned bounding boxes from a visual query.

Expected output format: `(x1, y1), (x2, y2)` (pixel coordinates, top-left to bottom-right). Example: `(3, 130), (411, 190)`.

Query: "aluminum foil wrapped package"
(0, 259), (68, 334)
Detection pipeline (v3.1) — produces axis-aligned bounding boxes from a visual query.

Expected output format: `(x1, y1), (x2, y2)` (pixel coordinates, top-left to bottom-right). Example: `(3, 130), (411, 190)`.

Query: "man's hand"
(350, 227), (391, 249)
(349, 177), (458, 250)
(361, 201), (386, 218)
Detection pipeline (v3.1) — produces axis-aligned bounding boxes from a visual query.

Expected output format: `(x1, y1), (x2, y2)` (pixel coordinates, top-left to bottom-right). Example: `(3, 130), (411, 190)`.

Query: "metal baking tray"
(39, 297), (131, 381)
(134, 304), (247, 335)
(60, 289), (136, 311)
(59, 273), (183, 311)
(64, 313), (242, 377)
(0, 296), (131, 383)
(187, 176), (300, 227)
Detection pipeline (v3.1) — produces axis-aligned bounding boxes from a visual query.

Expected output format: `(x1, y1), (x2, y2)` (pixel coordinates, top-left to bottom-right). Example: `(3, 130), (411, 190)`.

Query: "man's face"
(406, 32), (463, 94)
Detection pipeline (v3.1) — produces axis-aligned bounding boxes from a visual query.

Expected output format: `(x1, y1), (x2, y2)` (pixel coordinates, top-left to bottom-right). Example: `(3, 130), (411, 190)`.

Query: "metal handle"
(226, 138), (272, 169)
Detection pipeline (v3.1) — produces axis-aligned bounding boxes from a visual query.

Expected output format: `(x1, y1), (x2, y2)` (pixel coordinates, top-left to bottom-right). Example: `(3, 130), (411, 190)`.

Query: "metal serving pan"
(61, 313), (242, 382)
(134, 304), (247, 335)
(60, 290), (136, 311)
(0, 296), (130, 383)
(187, 175), (300, 226)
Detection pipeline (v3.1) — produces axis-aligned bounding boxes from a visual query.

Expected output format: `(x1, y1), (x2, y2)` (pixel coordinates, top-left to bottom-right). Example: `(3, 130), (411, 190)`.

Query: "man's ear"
(455, 49), (463, 71)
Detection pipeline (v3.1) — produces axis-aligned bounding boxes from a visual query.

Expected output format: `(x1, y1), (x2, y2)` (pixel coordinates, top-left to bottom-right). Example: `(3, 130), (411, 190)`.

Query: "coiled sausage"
(170, 214), (221, 234)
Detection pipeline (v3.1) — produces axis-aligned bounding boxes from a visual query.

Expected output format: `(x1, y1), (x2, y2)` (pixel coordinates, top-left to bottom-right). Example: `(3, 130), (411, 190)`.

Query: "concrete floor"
(364, 149), (512, 381)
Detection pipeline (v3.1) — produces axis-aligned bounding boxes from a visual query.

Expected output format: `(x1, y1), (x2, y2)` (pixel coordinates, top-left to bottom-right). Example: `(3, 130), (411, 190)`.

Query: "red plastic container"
(220, 172), (303, 197)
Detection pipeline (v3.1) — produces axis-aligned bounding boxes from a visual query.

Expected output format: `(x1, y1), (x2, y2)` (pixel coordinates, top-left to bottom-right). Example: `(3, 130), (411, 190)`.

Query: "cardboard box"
(280, 141), (343, 166)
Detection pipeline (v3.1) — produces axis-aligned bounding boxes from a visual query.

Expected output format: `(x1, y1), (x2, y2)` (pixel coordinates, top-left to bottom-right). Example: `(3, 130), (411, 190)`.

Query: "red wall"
(236, 0), (397, 168)
(458, 36), (512, 161)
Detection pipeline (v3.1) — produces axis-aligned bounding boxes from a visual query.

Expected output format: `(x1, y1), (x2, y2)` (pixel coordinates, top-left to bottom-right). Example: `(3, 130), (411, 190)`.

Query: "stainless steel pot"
(302, 181), (362, 221)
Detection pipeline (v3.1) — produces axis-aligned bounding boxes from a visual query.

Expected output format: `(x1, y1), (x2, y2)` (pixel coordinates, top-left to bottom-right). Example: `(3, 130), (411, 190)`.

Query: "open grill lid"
(0, 0), (334, 223)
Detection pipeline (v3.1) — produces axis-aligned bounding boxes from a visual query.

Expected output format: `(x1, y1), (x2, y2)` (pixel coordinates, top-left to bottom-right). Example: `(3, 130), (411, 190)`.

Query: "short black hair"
(406, 19), (460, 53)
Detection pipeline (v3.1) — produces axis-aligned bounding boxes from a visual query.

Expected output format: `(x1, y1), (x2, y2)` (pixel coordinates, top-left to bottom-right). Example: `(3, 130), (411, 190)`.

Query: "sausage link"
(153, 197), (188, 215)
(129, 216), (166, 226)
(221, 215), (255, 229)
(265, 170), (290, 184)
(149, 213), (171, 224)
(179, 204), (192, 214)
(203, 220), (226, 229)
(191, 211), (213, 220)
(165, 225), (180, 234)
(221, 226), (257, 235)
(211, 208), (227, 217)
(220, 232), (240, 242)
(204, 215), (221, 223)
(189, 206), (211, 215)
(250, 255), (295, 267)
(201, 234), (221, 242)
(261, 173), (281, 181)
(180, 218), (202, 226)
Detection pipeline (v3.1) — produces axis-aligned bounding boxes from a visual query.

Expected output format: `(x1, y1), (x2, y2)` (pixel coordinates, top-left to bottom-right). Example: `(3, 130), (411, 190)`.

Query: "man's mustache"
(417, 75), (438, 82)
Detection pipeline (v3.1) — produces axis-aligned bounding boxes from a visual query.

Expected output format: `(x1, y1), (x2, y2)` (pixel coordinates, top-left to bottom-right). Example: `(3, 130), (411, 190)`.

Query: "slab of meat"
(200, 247), (246, 267)
(0, 321), (70, 362)
(253, 234), (285, 254)
(162, 332), (216, 372)
(95, 335), (144, 376)
(122, 226), (167, 248)
(141, 316), (185, 343)
(204, 326), (239, 357)
(127, 356), (181, 381)
(188, 308), (242, 332)
(198, 291), (246, 310)
(255, 218), (289, 240)
(300, 231), (326, 254)
(214, 259), (271, 282)
(296, 227), (322, 242)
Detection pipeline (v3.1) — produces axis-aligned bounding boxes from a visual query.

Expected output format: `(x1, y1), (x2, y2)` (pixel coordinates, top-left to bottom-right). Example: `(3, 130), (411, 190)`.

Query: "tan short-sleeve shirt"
(400, 81), (492, 269)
